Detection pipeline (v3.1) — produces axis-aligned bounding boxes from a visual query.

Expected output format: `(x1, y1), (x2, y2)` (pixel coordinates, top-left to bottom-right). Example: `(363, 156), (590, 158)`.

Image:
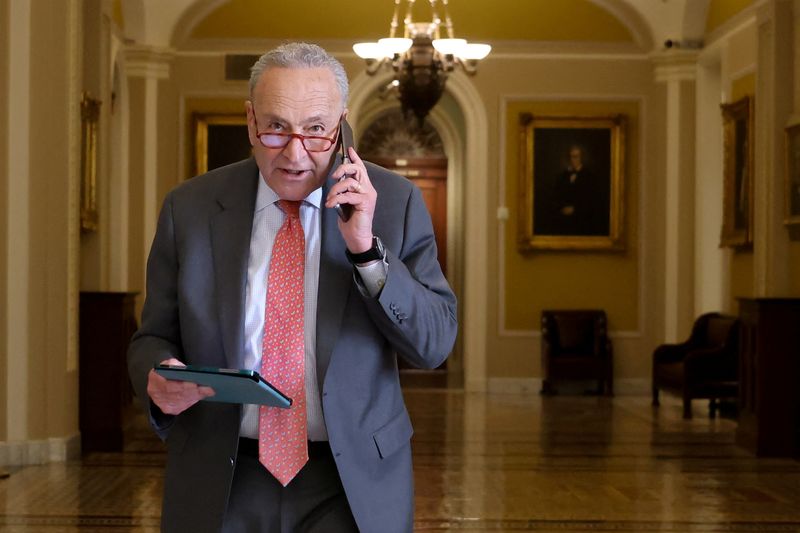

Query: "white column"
(753, 0), (793, 295)
(125, 45), (172, 280)
(109, 56), (131, 292)
(5, 0), (31, 444)
(654, 50), (698, 342)
(694, 57), (730, 314)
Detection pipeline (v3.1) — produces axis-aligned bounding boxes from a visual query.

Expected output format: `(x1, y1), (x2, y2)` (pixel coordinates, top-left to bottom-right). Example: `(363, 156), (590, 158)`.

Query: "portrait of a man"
(518, 113), (626, 251)
(536, 140), (610, 236)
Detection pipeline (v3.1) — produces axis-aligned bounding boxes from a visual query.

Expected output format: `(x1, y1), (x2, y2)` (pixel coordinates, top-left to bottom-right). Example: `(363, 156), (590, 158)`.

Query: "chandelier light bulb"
(378, 37), (413, 55)
(457, 43), (492, 60)
(353, 42), (388, 59)
(431, 38), (467, 56)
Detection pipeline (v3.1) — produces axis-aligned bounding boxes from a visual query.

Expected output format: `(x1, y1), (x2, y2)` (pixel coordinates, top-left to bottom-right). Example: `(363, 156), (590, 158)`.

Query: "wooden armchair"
(652, 312), (740, 418)
(540, 309), (613, 395)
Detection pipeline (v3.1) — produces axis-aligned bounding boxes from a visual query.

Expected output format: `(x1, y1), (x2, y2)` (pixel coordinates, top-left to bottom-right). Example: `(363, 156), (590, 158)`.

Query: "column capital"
(652, 49), (699, 83)
(124, 45), (174, 80)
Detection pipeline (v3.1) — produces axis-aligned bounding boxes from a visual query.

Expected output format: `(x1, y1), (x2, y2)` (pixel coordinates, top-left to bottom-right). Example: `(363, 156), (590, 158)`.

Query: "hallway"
(1, 390), (799, 532)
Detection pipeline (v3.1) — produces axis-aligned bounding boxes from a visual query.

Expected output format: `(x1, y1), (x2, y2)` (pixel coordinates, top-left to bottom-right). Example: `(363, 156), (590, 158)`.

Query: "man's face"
(569, 148), (583, 170)
(246, 67), (344, 201)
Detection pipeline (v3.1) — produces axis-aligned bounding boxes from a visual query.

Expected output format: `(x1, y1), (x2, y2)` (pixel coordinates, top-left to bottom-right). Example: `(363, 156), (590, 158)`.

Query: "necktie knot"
(278, 200), (301, 219)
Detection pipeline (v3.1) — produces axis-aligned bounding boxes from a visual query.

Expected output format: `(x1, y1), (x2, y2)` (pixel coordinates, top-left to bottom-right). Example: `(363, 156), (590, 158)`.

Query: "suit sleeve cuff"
(354, 258), (388, 298)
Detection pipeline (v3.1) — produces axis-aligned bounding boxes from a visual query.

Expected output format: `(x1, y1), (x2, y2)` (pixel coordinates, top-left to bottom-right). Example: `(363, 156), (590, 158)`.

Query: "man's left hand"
(325, 147), (377, 253)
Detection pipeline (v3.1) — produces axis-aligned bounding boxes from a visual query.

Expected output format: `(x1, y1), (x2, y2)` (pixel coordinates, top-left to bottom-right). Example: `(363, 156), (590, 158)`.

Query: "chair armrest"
(653, 342), (692, 363)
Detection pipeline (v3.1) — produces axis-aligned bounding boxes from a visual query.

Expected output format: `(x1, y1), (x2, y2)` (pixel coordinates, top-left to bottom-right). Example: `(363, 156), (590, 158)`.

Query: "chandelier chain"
(403, 0), (415, 38)
(429, 0), (442, 39)
(389, 0), (403, 38)
(440, 0), (455, 39)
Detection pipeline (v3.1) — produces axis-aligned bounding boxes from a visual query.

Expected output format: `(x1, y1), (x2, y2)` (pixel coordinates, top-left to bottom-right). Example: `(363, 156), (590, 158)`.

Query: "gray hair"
(249, 42), (349, 108)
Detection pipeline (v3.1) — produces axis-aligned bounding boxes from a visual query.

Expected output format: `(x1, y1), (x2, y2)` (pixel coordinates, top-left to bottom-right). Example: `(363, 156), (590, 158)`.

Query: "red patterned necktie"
(258, 200), (308, 486)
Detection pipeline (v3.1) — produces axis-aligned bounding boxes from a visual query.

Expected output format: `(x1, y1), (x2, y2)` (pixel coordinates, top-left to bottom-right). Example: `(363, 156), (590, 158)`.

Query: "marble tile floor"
(1, 390), (799, 532)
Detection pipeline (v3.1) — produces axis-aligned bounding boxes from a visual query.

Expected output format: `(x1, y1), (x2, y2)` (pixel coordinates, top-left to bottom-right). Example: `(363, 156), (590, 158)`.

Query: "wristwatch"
(346, 236), (386, 265)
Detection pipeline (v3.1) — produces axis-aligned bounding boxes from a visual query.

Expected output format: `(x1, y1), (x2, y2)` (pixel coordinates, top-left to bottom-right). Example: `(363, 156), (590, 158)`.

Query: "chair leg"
(709, 398), (718, 418)
(652, 386), (660, 406)
(682, 396), (692, 419)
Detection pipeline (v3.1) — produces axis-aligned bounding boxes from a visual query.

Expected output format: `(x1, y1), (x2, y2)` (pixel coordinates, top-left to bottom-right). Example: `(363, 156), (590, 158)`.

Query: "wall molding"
(497, 94), (648, 341)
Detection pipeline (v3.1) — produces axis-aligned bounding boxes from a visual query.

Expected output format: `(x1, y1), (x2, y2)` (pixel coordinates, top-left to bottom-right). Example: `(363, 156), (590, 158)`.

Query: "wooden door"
(371, 157), (448, 273)
(371, 157), (449, 385)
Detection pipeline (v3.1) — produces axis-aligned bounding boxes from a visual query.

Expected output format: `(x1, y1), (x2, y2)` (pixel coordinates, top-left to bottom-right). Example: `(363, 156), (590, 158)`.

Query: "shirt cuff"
(354, 258), (388, 298)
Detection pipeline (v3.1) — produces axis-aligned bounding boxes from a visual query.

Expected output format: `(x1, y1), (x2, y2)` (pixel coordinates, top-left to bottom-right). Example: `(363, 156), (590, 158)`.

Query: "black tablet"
(154, 364), (292, 408)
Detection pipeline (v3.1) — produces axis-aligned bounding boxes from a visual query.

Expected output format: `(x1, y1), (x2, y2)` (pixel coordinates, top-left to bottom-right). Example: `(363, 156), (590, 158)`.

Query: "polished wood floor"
(2, 390), (800, 532)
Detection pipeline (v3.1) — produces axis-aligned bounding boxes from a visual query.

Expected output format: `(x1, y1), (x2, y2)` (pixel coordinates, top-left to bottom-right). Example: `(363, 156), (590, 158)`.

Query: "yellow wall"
(112, 0), (124, 31)
(189, 0), (633, 43)
(504, 100), (640, 332)
(705, 0), (753, 34)
(462, 53), (656, 381)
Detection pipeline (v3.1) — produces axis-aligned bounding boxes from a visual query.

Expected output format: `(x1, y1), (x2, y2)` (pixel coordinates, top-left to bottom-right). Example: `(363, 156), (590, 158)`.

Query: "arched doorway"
(359, 109), (450, 387)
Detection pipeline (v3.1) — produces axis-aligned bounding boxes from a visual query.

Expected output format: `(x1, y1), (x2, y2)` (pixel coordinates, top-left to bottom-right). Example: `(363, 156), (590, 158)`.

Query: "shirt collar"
(255, 172), (323, 212)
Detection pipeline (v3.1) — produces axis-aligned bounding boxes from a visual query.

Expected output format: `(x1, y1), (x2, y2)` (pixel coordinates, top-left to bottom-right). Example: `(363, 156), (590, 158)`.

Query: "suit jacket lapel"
(315, 173), (353, 392)
(210, 159), (259, 369)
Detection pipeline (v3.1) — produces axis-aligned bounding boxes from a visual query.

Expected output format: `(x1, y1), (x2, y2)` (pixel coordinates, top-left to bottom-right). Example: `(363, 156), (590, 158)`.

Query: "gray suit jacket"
(127, 157), (458, 532)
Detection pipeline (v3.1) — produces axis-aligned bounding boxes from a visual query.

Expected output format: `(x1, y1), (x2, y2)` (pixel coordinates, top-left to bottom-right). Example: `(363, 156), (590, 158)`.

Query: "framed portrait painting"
(80, 93), (101, 232)
(193, 113), (252, 176)
(720, 96), (754, 247)
(785, 121), (800, 228)
(517, 113), (626, 251)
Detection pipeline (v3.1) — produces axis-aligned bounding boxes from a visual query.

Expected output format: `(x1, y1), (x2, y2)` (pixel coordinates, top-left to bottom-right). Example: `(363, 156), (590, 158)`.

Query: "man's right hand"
(147, 358), (215, 415)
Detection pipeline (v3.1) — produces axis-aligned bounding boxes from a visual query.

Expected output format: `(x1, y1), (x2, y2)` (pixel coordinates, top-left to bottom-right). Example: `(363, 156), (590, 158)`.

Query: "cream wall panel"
(27, 0), (80, 441)
(475, 56), (658, 381)
(5, 0), (31, 444)
(0, 0), (11, 441)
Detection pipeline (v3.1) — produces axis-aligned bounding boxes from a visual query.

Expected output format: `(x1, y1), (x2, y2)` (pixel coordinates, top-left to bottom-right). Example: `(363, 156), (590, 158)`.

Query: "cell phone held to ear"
(335, 119), (356, 222)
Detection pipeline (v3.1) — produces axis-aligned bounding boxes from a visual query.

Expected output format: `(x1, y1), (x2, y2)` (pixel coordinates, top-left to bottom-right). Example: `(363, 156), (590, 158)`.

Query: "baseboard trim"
(0, 433), (82, 466)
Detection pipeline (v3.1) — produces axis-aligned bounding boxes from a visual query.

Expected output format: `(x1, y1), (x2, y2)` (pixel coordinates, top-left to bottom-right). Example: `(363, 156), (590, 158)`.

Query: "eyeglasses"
(252, 112), (340, 153)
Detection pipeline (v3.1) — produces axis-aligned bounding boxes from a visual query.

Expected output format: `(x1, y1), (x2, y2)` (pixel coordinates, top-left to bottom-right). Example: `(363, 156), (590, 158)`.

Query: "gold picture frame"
(720, 96), (754, 247)
(784, 121), (800, 228)
(80, 93), (101, 232)
(193, 113), (251, 176)
(518, 113), (626, 251)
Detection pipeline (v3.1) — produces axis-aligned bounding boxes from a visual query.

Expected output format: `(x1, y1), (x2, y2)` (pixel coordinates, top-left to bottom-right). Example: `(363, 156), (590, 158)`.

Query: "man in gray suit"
(127, 42), (457, 532)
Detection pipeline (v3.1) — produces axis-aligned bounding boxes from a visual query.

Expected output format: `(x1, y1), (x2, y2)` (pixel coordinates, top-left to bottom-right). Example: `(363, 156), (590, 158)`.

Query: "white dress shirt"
(239, 176), (326, 440)
(239, 175), (387, 441)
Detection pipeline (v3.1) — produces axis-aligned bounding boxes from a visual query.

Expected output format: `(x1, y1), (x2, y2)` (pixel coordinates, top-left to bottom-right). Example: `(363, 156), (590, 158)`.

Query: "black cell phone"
(335, 119), (356, 222)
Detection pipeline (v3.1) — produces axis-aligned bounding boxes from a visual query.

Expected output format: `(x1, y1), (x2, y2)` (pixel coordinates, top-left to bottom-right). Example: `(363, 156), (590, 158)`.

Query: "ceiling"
(115, 0), (755, 53)
(188, 0), (634, 43)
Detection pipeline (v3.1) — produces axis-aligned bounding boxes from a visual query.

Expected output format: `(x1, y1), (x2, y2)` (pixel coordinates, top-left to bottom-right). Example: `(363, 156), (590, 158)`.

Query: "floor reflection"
(1, 390), (799, 531)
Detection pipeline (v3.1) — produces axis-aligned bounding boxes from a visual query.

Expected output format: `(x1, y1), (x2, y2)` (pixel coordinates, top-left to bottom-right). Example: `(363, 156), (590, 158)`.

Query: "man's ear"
(244, 100), (257, 147)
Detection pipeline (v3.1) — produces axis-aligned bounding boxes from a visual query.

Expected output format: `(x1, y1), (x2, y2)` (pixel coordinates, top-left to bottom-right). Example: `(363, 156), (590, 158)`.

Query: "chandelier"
(353, 0), (491, 125)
